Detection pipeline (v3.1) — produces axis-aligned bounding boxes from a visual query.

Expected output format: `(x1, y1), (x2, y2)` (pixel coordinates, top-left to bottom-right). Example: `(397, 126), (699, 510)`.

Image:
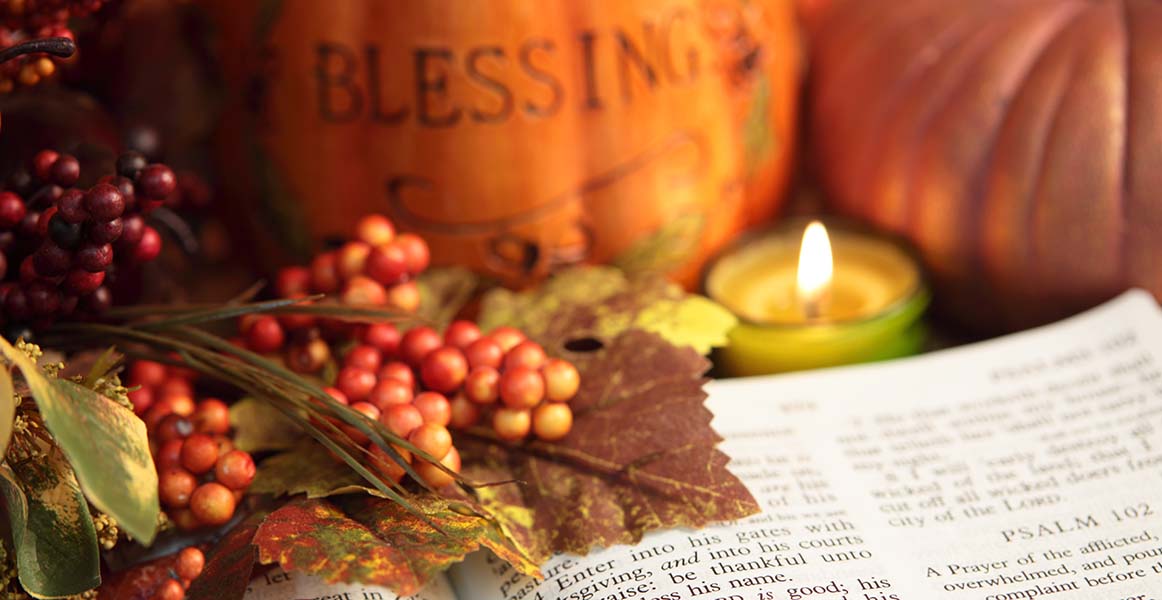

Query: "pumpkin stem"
(0, 37), (76, 66)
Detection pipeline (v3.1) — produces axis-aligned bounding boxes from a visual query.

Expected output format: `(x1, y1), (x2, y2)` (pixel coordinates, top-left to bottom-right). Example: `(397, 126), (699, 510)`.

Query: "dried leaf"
(417, 266), (481, 327)
(0, 338), (159, 544)
(478, 266), (736, 355)
(460, 329), (757, 562)
(0, 367), (14, 458)
(250, 442), (374, 499)
(230, 397), (304, 453)
(1, 449), (100, 598)
(252, 495), (538, 595)
(185, 517), (262, 600)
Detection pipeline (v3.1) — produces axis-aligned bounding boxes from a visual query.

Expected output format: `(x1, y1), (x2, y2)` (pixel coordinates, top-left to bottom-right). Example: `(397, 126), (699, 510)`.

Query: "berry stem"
(0, 37), (76, 65)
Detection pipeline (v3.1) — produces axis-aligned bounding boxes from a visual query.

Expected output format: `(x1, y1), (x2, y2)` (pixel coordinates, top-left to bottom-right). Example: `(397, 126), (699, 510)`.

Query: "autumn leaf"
(250, 442), (376, 499)
(459, 329), (758, 562)
(477, 266), (735, 355)
(251, 495), (538, 595)
(185, 517), (262, 600)
(417, 266), (481, 328)
(230, 397), (304, 453)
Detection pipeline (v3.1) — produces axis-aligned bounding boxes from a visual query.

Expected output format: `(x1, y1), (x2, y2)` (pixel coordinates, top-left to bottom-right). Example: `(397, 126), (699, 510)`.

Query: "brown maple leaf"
(459, 329), (758, 562)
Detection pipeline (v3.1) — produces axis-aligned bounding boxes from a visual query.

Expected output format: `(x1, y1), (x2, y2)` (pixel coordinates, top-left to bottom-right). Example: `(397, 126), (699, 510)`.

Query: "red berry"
(504, 341), (547, 371)
(542, 358), (581, 402)
(368, 378), (413, 410)
(32, 150), (58, 180)
(77, 243), (113, 272)
(363, 323), (401, 355)
(413, 391), (452, 426)
(83, 286), (112, 314)
(336, 366), (377, 402)
(130, 360), (168, 387)
(378, 361), (415, 388)
(400, 326), (442, 367)
(408, 423), (452, 460)
(322, 386), (349, 406)
(286, 338), (330, 374)
(153, 578), (184, 600)
(364, 243), (408, 286)
(215, 450), (256, 490)
(443, 320), (482, 350)
(385, 280), (421, 313)
(156, 414), (194, 442)
(499, 366), (545, 409)
(0, 192), (26, 229)
(489, 326), (526, 353)
(49, 154), (79, 187)
(420, 347), (468, 393)
(4, 286), (30, 321)
(310, 252), (340, 293)
(180, 433), (219, 474)
(369, 443), (411, 483)
(379, 403), (424, 437)
(117, 151), (148, 179)
(84, 183), (125, 222)
(176, 546), (205, 581)
(57, 189), (86, 223)
(336, 241), (372, 280)
(189, 482), (236, 526)
(32, 242), (71, 276)
(464, 338), (504, 369)
(138, 164), (177, 200)
(355, 214), (395, 246)
(128, 386), (154, 414)
(63, 268), (105, 295)
(26, 281), (61, 316)
(276, 266), (312, 297)
(88, 218), (124, 244)
(158, 378), (195, 408)
(108, 176), (137, 212)
(155, 439), (184, 471)
(132, 226), (163, 262)
(345, 344), (382, 372)
(159, 468), (197, 508)
(245, 316), (285, 353)
(117, 214), (145, 248)
(464, 366), (500, 404)
(395, 233), (430, 274)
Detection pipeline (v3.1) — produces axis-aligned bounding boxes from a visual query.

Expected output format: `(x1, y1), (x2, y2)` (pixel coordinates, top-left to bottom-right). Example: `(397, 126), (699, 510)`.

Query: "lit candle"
(704, 219), (930, 376)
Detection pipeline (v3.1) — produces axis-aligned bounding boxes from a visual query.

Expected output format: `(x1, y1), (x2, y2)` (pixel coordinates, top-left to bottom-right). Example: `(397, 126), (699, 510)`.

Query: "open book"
(247, 290), (1162, 600)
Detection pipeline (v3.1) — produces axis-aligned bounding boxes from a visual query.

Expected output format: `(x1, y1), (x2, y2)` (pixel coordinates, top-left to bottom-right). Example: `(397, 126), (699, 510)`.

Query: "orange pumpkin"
(202, 0), (801, 287)
(808, 0), (1162, 330)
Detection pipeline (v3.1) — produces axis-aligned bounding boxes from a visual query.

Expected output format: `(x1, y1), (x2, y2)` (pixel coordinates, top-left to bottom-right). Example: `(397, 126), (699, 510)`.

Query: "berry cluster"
(127, 360), (255, 531)
(0, 1), (102, 91)
(0, 149), (172, 334)
(322, 319), (578, 488)
(146, 547), (204, 600)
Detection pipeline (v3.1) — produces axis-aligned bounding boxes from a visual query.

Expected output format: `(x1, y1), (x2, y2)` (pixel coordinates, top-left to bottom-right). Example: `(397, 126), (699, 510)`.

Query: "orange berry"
(443, 320), (482, 350)
(342, 275), (388, 306)
(275, 265), (312, 297)
(448, 393), (481, 429)
(190, 482), (236, 526)
(386, 280), (421, 313)
(380, 403), (424, 437)
(286, 338), (330, 374)
(336, 366), (377, 402)
(369, 443), (411, 483)
(215, 450), (256, 490)
(322, 386), (349, 406)
(413, 391), (451, 426)
(310, 252), (341, 293)
(363, 323), (401, 355)
(489, 326), (526, 353)
(128, 386), (153, 414)
(464, 337), (504, 369)
(377, 361), (415, 388)
(192, 398), (231, 435)
(155, 439), (184, 471)
(336, 241), (372, 280)
(492, 408), (532, 441)
(542, 358), (581, 402)
(504, 341), (547, 370)
(128, 360), (167, 388)
(179, 434), (219, 475)
(159, 468), (197, 508)
(499, 366), (544, 409)
(153, 578), (184, 600)
(176, 546), (205, 581)
(533, 403), (573, 441)
(408, 423), (452, 460)
(369, 378), (413, 411)
(344, 344), (383, 372)
(355, 214), (396, 246)
(155, 414), (194, 442)
(420, 347), (468, 393)
(341, 402), (381, 445)
(364, 243), (408, 286)
(415, 446), (460, 488)
(464, 366), (500, 405)
(399, 326), (442, 367)
(395, 233), (430, 274)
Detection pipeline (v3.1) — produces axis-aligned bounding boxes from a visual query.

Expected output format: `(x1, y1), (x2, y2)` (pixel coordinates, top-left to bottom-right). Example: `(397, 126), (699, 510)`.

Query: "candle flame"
(796, 221), (833, 319)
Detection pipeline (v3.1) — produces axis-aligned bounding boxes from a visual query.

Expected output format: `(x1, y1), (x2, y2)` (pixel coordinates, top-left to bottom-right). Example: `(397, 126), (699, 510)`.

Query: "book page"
(243, 566), (455, 600)
(451, 290), (1162, 600)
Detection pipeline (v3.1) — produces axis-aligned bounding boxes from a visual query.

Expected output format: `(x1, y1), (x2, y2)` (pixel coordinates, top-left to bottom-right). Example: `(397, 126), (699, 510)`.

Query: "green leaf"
(0, 338), (159, 544)
(0, 450), (100, 598)
(0, 367), (14, 458)
(252, 495), (538, 595)
(478, 266), (736, 355)
(230, 397), (304, 453)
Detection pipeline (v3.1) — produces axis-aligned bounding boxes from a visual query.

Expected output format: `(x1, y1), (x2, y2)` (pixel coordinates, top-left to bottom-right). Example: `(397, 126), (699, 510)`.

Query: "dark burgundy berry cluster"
(0, 149), (173, 334)
(0, 1), (104, 91)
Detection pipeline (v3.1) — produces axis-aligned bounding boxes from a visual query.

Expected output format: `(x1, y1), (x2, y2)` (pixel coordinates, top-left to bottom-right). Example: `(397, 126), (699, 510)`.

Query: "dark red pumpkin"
(808, 0), (1162, 330)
